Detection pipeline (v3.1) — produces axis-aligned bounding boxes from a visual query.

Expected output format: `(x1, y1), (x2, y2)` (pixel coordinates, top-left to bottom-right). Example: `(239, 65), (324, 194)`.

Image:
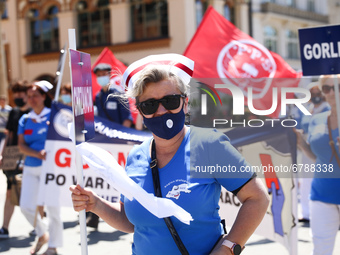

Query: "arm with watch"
(210, 178), (270, 255)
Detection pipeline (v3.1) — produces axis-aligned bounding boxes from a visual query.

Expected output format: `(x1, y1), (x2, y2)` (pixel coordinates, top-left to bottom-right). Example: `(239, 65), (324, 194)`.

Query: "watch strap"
(222, 239), (244, 255)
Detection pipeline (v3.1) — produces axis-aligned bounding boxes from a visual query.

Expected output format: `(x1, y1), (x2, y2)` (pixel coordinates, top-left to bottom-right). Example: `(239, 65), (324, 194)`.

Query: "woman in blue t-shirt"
(297, 82), (330, 223)
(296, 74), (340, 255)
(70, 54), (269, 255)
(18, 81), (62, 255)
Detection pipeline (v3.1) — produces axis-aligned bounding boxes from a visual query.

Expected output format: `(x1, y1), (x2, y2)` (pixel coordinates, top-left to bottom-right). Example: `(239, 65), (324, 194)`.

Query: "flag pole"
(68, 28), (88, 255)
(332, 74), (340, 136)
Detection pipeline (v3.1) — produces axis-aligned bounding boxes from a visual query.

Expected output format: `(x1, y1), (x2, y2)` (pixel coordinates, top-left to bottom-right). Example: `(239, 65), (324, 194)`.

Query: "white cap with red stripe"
(122, 53), (194, 90)
(34, 80), (53, 92)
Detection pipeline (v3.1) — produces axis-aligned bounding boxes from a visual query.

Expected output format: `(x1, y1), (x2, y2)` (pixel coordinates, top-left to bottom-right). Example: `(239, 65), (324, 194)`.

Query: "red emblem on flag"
(217, 40), (277, 99)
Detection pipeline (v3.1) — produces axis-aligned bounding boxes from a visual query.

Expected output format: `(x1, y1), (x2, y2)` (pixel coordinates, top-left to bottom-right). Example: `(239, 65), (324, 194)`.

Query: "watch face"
(233, 244), (242, 255)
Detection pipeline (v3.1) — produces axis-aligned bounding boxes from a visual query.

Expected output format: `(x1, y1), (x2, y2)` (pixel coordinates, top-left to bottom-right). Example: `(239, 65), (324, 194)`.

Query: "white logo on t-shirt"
(166, 183), (191, 199)
(38, 127), (47, 134)
(106, 101), (117, 110)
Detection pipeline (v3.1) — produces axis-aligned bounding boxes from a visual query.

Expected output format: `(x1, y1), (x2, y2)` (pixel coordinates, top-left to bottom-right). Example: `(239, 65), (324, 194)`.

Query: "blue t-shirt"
(121, 127), (254, 255)
(285, 105), (304, 129)
(308, 111), (340, 204)
(17, 109), (51, 167)
(300, 102), (330, 134)
(95, 88), (133, 124)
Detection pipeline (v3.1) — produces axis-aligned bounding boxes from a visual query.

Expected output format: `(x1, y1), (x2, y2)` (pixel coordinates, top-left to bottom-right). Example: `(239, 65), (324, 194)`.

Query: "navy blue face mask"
(311, 96), (322, 105)
(143, 107), (185, 140)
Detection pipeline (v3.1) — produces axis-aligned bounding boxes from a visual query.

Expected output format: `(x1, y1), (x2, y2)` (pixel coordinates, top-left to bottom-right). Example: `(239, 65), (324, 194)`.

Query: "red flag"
(184, 7), (301, 117)
(92, 47), (138, 124)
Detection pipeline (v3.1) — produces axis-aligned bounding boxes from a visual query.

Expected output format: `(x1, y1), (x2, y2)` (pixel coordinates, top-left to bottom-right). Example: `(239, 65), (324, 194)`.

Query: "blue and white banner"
(299, 24), (340, 76)
(37, 102), (151, 207)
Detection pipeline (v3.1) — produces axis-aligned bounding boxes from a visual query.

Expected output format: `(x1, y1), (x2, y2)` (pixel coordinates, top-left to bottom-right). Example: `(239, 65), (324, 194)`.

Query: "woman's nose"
(154, 103), (168, 117)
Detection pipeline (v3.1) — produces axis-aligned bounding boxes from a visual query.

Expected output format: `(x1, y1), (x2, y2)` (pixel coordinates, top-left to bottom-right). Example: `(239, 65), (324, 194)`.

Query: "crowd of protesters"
(0, 63), (146, 254)
(0, 59), (339, 255)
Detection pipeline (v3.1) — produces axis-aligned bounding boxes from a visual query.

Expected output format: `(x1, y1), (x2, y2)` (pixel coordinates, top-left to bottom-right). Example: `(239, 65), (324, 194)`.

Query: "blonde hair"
(126, 65), (189, 100)
(318, 74), (340, 91)
(111, 65), (190, 110)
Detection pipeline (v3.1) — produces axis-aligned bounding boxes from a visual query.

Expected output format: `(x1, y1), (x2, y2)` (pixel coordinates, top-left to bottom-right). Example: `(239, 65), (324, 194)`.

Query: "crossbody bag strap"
(327, 116), (340, 167)
(150, 139), (189, 255)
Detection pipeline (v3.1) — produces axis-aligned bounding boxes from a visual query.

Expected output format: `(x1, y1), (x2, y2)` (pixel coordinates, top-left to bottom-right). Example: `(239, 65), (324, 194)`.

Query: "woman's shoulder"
(190, 126), (230, 144)
(310, 110), (329, 125)
(18, 112), (31, 125)
(127, 137), (153, 159)
(125, 137), (153, 173)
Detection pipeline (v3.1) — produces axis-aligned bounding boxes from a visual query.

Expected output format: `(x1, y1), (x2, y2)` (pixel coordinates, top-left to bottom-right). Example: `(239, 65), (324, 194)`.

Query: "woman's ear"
(137, 108), (144, 117)
(183, 96), (189, 114)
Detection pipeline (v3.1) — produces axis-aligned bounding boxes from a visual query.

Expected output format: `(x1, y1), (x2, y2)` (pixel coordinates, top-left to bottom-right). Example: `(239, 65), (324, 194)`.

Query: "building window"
(1, 1), (8, 19)
(224, 1), (235, 24)
(286, 30), (299, 59)
(29, 6), (59, 54)
(131, 0), (168, 41)
(77, 0), (111, 48)
(196, 0), (208, 27)
(264, 26), (278, 53)
(286, 0), (296, 7)
(307, 0), (315, 12)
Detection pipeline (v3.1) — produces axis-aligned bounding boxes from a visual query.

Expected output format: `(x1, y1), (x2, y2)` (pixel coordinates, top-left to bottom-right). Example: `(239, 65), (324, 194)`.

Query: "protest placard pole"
(54, 44), (67, 101)
(68, 28), (88, 255)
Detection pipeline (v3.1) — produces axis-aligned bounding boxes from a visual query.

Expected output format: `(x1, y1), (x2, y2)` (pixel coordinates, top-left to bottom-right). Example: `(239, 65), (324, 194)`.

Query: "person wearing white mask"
(93, 63), (133, 128)
(18, 81), (63, 255)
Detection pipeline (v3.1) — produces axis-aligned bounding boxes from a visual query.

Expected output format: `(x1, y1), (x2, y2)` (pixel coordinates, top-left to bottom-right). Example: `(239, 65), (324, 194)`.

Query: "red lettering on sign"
(118, 152), (126, 167)
(55, 148), (71, 167)
(259, 154), (279, 190)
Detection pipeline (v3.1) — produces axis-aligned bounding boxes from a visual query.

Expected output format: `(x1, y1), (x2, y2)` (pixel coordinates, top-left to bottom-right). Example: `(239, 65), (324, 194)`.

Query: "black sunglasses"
(322, 84), (339, 94)
(137, 94), (186, 115)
